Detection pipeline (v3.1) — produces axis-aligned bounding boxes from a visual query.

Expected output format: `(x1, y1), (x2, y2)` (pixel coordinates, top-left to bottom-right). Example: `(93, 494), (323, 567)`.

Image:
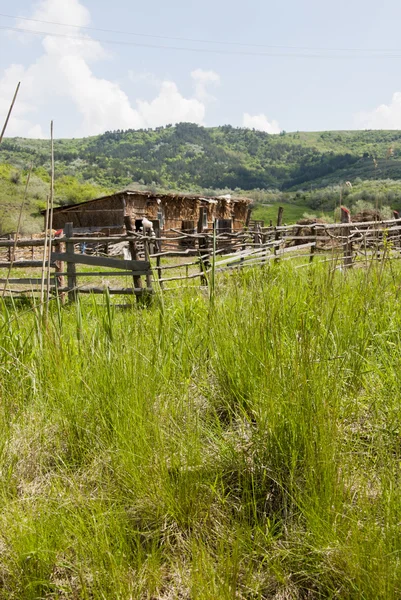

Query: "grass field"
(251, 202), (329, 225)
(1, 261), (401, 598)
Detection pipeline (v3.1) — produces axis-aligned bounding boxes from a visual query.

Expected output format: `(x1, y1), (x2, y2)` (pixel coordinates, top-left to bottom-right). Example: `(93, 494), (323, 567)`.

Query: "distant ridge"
(2, 123), (401, 193)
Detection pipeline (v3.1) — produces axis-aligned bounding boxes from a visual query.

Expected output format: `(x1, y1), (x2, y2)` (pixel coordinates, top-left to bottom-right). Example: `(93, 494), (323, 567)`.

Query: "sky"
(2, 0), (401, 138)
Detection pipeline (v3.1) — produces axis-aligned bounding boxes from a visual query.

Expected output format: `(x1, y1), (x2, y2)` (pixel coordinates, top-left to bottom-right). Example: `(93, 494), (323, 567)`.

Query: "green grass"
(1, 262), (401, 598)
(252, 202), (329, 224)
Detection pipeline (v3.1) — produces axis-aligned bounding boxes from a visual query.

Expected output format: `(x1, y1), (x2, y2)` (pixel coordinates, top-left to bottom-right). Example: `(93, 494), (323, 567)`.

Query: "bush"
(10, 171), (21, 185)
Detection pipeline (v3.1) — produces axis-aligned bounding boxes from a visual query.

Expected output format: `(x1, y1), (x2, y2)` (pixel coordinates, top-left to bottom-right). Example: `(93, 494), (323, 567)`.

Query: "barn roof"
(46, 189), (253, 214)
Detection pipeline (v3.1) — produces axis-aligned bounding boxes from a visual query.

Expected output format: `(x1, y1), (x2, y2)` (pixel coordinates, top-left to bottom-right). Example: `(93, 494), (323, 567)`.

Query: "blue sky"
(1, 0), (401, 138)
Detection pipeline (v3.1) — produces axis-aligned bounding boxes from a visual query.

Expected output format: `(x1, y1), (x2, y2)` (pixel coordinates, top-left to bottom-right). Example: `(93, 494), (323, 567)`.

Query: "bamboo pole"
(46, 121), (55, 312)
(0, 82), (20, 144)
(40, 195), (50, 315)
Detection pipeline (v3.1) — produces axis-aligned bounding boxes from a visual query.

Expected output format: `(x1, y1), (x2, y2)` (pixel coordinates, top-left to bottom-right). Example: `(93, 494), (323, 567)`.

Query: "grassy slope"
(252, 202), (325, 224)
(1, 263), (401, 597)
(0, 164), (113, 235)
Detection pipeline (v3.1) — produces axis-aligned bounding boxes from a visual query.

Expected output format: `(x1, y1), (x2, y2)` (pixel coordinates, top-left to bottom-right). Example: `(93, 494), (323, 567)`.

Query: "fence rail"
(1, 214), (401, 301)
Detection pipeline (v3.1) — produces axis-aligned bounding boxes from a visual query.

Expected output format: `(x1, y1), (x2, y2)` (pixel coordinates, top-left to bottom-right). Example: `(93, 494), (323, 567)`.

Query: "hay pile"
(292, 217), (329, 246)
(353, 209), (382, 223)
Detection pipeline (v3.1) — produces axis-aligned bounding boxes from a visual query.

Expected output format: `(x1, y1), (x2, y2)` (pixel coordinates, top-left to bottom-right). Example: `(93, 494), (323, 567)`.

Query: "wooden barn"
(47, 190), (253, 235)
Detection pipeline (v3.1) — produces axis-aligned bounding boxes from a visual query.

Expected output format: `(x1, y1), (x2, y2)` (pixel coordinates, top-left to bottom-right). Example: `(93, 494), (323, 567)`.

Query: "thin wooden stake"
(40, 195), (50, 314)
(46, 121), (55, 313)
(0, 82), (20, 144)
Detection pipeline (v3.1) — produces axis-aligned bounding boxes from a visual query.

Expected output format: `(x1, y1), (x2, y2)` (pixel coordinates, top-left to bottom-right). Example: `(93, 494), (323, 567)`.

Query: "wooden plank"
(54, 271), (147, 278)
(0, 261), (55, 268)
(51, 252), (150, 272)
(0, 278), (55, 285)
(0, 239), (55, 248)
(54, 209), (125, 213)
(0, 222), (395, 250)
(56, 287), (153, 295)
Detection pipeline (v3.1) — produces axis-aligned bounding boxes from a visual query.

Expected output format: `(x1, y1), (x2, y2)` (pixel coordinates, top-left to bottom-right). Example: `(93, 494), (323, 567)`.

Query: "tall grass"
(1, 262), (401, 598)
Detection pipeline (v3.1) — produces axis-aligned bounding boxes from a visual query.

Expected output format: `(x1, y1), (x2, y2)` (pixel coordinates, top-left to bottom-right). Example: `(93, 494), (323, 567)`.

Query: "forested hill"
(2, 123), (401, 192)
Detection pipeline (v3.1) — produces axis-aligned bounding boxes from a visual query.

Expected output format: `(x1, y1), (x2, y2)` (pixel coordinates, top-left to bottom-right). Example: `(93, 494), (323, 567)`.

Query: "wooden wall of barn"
(51, 195), (125, 232)
(50, 192), (251, 234)
(124, 194), (250, 232)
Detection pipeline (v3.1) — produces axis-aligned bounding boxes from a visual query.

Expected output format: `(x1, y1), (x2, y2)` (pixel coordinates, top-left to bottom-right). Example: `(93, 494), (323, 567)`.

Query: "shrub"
(10, 171), (21, 185)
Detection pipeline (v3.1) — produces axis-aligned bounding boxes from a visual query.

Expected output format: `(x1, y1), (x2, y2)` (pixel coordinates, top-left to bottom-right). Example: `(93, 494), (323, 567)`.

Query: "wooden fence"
(1, 214), (401, 302)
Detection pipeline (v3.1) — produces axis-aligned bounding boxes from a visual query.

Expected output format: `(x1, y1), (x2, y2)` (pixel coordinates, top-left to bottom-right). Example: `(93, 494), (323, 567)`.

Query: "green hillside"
(3, 125), (401, 191)
(2, 124), (401, 232)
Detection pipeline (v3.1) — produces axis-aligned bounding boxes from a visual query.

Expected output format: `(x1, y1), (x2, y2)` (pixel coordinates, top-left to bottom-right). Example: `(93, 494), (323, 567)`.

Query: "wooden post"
(276, 206), (284, 230)
(152, 220), (161, 254)
(309, 243), (316, 263)
(7, 234), (13, 262)
(253, 223), (262, 247)
(240, 235), (246, 269)
(124, 215), (142, 297)
(197, 207), (209, 285)
(392, 211), (400, 250)
(260, 224), (269, 268)
(245, 208), (252, 229)
(274, 206), (284, 262)
(197, 208), (205, 235)
(340, 206), (352, 269)
(54, 236), (65, 304)
(64, 222), (77, 302)
(144, 237), (153, 292)
(153, 220), (163, 289)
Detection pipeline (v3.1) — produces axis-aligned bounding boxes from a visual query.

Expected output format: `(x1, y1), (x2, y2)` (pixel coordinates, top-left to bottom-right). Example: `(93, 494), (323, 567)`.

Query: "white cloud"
(137, 81), (205, 128)
(58, 55), (143, 133)
(191, 69), (220, 102)
(243, 112), (280, 134)
(0, 0), (219, 137)
(356, 92), (401, 129)
(128, 71), (161, 87)
(23, 0), (91, 29)
(0, 64), (45, 137)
